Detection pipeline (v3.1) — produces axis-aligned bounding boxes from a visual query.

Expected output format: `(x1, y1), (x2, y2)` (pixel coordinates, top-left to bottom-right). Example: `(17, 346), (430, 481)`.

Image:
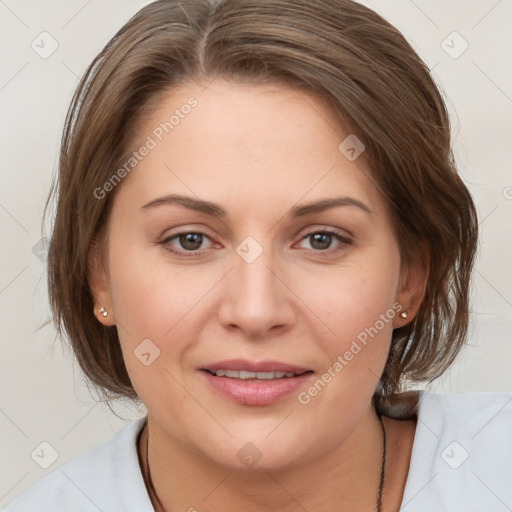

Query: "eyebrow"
(140, 193), (374, 218)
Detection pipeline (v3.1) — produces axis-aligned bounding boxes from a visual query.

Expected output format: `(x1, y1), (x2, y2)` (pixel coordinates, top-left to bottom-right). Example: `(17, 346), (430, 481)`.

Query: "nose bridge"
(218, 235), (295, 335)
(234, 235), (281, 305)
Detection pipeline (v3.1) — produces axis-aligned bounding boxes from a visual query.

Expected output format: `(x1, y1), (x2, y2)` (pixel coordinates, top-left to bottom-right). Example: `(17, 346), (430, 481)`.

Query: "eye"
(161, 231), (214, 255)
(297, 230), (353, 253)
(159, 228), (353, 257)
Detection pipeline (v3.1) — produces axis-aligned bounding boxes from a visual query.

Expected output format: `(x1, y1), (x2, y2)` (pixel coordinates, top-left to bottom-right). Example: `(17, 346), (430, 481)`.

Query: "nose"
(217, 243), (296, 340)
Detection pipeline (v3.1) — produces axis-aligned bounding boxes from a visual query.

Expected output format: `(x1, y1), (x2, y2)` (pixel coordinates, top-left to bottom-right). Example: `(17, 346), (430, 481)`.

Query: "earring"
(98, 307), (108, 317)
(400, 311), (408, 319)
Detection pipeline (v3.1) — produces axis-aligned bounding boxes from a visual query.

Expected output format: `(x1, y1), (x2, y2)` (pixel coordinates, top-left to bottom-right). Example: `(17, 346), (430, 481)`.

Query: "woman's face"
(92, 78), (416, 470)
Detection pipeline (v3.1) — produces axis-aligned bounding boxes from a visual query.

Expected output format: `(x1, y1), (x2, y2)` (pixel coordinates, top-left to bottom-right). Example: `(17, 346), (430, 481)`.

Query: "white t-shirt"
(3, 390), (512, 511)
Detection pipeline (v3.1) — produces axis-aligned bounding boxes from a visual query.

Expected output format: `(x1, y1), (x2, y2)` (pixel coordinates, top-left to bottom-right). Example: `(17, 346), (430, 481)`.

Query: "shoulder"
(400, 390), (512, 511)
(2, 417), (153, 512)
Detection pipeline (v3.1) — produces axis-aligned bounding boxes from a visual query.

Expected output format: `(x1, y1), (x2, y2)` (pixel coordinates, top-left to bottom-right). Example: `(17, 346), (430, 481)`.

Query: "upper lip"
(200, 359), (312, 374)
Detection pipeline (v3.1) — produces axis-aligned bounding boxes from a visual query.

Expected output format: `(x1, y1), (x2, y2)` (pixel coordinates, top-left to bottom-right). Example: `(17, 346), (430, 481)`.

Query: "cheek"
(106, 249), (196, 413)
(296, 247), (400, 338)
(107, 240), (222, 367)
(108, 239), (193, 334)
(292, 244), (402, 404)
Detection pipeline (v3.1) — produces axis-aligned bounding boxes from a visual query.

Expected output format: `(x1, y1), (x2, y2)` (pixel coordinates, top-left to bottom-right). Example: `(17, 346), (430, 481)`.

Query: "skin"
(90, 78), (426, 512)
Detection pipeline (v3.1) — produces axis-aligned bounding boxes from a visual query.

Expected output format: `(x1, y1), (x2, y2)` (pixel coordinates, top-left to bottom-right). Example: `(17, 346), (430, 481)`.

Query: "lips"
(199, 359), (315, 406)
(205, 369), (303, 379)
(201, 359), (311, 374)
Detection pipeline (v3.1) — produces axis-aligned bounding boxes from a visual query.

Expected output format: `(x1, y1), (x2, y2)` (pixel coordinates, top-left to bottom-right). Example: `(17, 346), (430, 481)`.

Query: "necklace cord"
(376, 412), (387, 512)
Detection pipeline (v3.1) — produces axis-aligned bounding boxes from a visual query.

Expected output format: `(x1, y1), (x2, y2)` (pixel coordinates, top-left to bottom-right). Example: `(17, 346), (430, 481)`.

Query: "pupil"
(311, 233), (331, 250)
(180, 233), (202, 250)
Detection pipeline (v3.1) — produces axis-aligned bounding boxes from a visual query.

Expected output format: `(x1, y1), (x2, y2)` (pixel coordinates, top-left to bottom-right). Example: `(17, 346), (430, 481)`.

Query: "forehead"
(138, 79), (346, 153)
(113, 79), (383, 217)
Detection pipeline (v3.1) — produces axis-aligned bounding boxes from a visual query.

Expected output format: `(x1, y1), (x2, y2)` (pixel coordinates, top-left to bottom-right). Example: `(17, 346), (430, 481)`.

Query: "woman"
(3, 0), (511, 511)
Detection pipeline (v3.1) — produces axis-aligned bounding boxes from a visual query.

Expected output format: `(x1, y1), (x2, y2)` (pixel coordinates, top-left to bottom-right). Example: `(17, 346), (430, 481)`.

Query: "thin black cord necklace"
(142, 413), (386, 512)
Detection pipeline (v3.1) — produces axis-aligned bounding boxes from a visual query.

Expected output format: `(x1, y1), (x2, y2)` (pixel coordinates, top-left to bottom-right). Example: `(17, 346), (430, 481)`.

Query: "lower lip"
(200, 370), (314, 406)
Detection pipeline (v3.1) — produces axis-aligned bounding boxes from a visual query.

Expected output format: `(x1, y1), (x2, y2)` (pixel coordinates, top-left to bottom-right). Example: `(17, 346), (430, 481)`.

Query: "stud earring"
(98, 307), (108, 317)
(400, 311), (408, 319)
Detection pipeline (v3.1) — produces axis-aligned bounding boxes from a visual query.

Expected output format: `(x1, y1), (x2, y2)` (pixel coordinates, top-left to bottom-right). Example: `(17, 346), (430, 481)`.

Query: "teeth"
(209, 370), (298, 379)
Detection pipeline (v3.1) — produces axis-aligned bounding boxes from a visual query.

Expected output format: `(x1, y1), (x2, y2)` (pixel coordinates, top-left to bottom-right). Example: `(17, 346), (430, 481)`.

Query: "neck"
(137, 405), (413, 512)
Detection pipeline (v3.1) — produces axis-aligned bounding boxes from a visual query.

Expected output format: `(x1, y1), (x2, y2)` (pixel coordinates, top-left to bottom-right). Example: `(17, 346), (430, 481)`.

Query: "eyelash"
(159, 229), (353, 257)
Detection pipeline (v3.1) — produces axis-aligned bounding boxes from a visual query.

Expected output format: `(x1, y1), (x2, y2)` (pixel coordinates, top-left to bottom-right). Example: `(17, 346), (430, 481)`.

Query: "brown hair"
(45, 0), (478, 413)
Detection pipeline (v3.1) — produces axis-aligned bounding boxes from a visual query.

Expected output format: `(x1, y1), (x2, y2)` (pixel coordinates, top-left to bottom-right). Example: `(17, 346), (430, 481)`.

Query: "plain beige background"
(1, 0), (511, 507)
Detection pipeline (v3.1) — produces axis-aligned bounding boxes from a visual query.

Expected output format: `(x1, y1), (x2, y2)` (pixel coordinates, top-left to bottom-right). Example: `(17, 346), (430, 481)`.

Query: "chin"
(198, 433), (310, 473)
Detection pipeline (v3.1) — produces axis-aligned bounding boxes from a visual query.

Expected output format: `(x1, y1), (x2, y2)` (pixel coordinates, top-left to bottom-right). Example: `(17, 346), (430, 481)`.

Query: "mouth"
(202, 369), (312, 380)
(199, 359), (315, 406)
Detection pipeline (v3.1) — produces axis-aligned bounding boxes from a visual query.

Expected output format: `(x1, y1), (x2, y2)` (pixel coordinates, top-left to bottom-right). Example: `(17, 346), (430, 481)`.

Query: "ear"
(87, 236), (116, 327)
(393, 244), (429, 328)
